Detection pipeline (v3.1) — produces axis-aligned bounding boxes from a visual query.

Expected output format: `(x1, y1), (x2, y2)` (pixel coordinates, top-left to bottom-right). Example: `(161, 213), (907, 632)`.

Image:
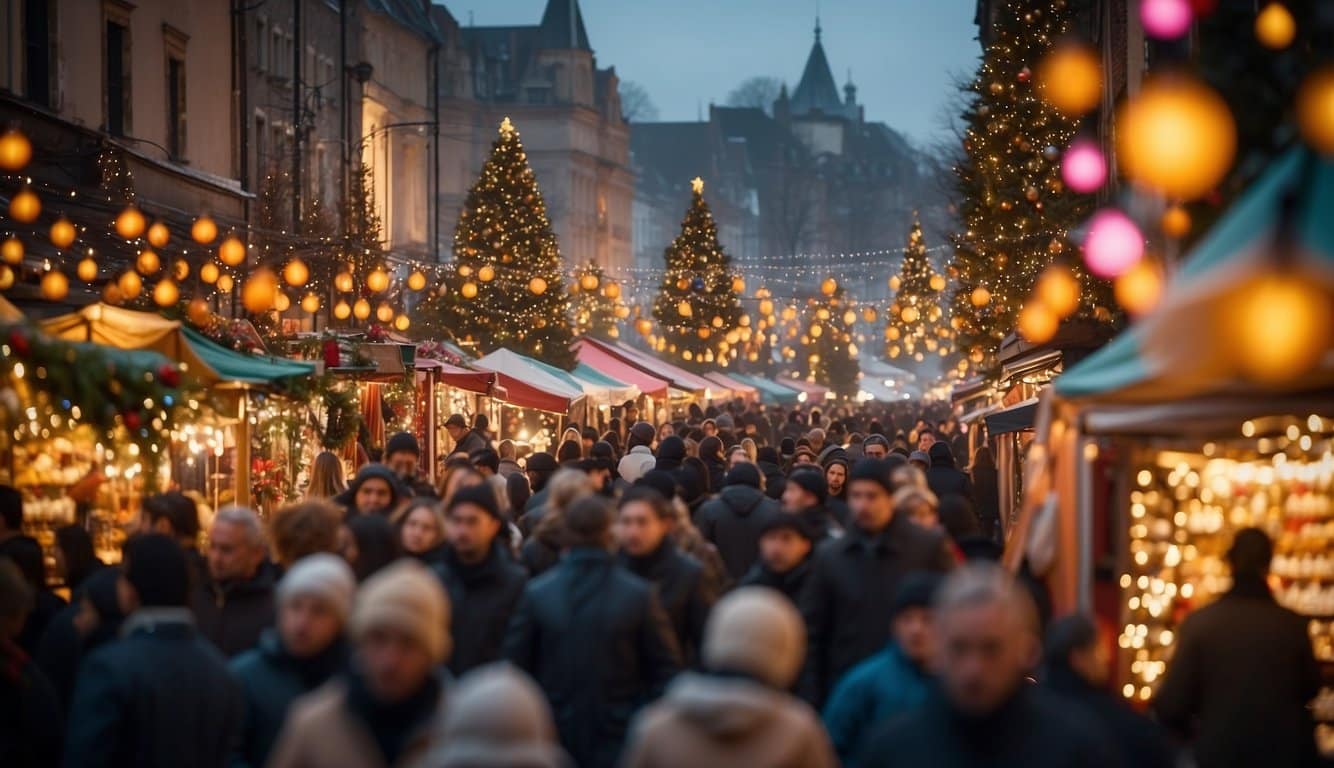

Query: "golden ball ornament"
(929, 274), (946, 292)
(9, 187), (40, 223)
(697, 327), (711, 340)
(334, 271), (354, 293)
(216, 273), (234, 293)
(731, 276), (745, 293)
(636, 317), (652, 336)
(394, 314), (410, 332)
(458, 264), (474, 278)
(173, 259), (190, 281)
(759, 298), (775, 317)
(200, 262), (220, 284)
(153, 278), (179, 307)
(300, 293), (321, 314)
(40, 270), (69, 301)
(352, 298), (371, 320)
(677, 300), (693, 317)
(102, 283), (123, 305)
(1229, 272), (1331, 383)
(1, 237), (21, 265)
(0, 266), (12, 290)
(333, 299), (351, 320)
(1116, 75), (1236, 200)
(843, 309), (857, 325)
(1036, 42), (1103, 116)
(219, 235), (246, 267)
(971, 286), (992, 307)
(604, 282), (621, 300)
(1017, 302), (1058, 343)
(711, 315), (725, 328)
(580, 272), (599, 291)
(1036, 264), (1080, 318)
(528, 276), (548, 295)
(367, 267), (390, 293)
(0, 129), (33, 171)
(821, 277), (838, 296)
(147, 221), (170, 248)
(376, 303), (394, 323)
(50, 217), (76, 249)
(1114, 260), (1164, 317)
(240, 267), (279, 313)
(191, 216), (217, 244)
(817, 307), (831, 321)
(478, 265), (496, 282)
(77, 257), (98, 282)
(117, 270), (143, 300)
(461, 281), (478, 299)
(274, 292), (291, 313)
(1296, 66), (1334, 156)
(901, 306), (920, 323)
(1161, 205), (1192, 238)
(408, 270), (427, 291)
(862, 307), (878, 322)
(614, 304), (630, 319)
(136, 249), (161, 275)
(115, 205), (146, 240)
(283, 259), (309, 287)
(889, 275), (901, 292)
(1255, 2), (1296, 50)
(187, 298), (212, 325)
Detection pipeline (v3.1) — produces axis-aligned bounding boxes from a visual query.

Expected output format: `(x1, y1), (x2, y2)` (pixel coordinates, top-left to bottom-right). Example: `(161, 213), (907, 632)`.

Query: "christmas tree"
(947, 0), (1110, 369)
(802, 281), (860, 399)
(886, 216), (950, 363)
(570, 261), (626, 339)
(652, 178), (744, 368)
(420, 118), (573, 367)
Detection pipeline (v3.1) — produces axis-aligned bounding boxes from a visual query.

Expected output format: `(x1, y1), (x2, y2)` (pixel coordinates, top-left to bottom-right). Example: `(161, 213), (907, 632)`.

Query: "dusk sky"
(460, 0), (983, 148)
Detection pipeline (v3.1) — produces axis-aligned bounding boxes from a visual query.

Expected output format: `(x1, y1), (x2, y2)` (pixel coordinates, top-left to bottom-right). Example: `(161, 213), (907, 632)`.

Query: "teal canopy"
(182, 327), (316, 386)
(732, 373), (802, 405)
(1055, 146), (1334, 402)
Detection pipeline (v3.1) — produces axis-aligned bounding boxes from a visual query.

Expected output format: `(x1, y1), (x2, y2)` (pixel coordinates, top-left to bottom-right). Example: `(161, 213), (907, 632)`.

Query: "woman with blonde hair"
(305, 451), (347, 499)
(392, 497), (448, 564)
(520, 469), (594, 577)
(741, 437), (758, 463)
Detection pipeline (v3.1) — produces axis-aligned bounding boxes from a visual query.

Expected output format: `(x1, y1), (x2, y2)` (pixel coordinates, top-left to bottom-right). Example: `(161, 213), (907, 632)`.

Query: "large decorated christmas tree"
(652, 178), (744, 368)
(802, 282), (860, 399)
(947, 0), (1110, 368)
(569, 261), (626, 339)
(886, 216), (950, 363)
(421, 118), (573, 367)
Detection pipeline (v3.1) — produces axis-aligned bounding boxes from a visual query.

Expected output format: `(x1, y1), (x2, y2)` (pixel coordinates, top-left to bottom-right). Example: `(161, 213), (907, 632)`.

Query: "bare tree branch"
(725, 76), (783, 115)
(619, 81), (659, 122)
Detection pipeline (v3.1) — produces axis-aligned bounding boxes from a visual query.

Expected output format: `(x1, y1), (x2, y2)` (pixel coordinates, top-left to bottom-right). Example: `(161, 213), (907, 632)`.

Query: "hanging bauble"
(1116, 75), (1235, 200)
(580, 271), (599, 291)
(333, 299), (352, 320)
(40, 270), (69, 301)
(300, 293), (321, 314)
(334, 271), (354, 293)
(9, 187), (40, 223)
(929, 274), (947, 291)
(843, 309), (857, 325)
(614, 304), (630, 319)
(1016, 66), (1032, 83)
(352, 298), (371, 320)
(1036, 264), (1080, 318)
(710, 315), (724, 328)
(528, 277), (547, 295)
(1161, 205), (1192, 238)
(394, 314), (410, 332)
(367, 267), (390, 293)
(200, 262), (220, 284)
(1018, 302), (1058, 343)
(604, 282), (621, 300)
(50, 217), (76, 249)
(1, 237), (21, 265)
(216, 274), (234, 293)
(888, 275), (901, 292)
(697, 327), (711, 340)
(153, 278), (179, 307)
(0, 129), (33, 171)
(192, 216), (218, 244)
(173, 259), (190, 281)
(117, 270), (143, 300)
(408, 270), (427, 291)
(731, 276), (745, 293)
(115, 205), (146, 240)
(478, 265), (496, 282)
(136, 249), (161, 275)
(375, 303), (394, 323)
(77, 257), (98, 282)
(1255, 2), (1296, 49)
(147, 221), (170, 248)
(274, 292), (291, 313)
(1230, 272), (1331, 383)
(283, 259), (309, 287)
(102, 283), (123, 305)
(0, 266), (12, 290)
(1140, 0), (1193, 39)
(677, 300), (692, 317)
(1113, 259), (1163, 316)
(1297, 66), (1334, 156)
(219, 235), (246, 267)
(184, 298), (211, 326)
(821, 277), (837, 296)
(691, 276), (706, 292)
(862, 307), (878, 323)
(901, 306), (920, 323)
(1083, 209), (1144, 278)
(971, 286), (991, 307)
(1036, 43), (1102, 116)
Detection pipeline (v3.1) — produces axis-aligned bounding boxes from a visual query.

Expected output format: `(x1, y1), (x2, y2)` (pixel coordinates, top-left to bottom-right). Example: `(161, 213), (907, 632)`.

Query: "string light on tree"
(886, 215), (950, 362)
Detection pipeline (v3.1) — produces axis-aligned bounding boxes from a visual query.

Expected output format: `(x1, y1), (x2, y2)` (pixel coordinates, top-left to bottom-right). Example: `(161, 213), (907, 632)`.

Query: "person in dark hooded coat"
(696, 436), (727, 496)
(924, 441), (972, 504)
(756, 446), (786, 500)
(332, 464), (403, 517)
(693, 464), (779, 581)
(36, 569), (123, 715)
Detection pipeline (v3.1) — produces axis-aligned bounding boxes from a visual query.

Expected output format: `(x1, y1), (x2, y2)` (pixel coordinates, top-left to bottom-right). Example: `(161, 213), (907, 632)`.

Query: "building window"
(167, 57), (186, 159)
(256, 17), (268, 72)
(255, 113), (267, 170)
(23, 0), (54, 107)
(104, 15), (131, 136)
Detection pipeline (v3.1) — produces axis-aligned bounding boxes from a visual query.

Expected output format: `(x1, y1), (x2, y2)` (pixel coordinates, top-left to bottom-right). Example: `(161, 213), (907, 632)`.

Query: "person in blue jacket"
(822, 571), (941, 766)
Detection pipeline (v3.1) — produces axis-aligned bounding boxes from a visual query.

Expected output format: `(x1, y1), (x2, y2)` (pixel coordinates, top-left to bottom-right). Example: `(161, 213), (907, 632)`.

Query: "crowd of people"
(0, 399), (1322, 767)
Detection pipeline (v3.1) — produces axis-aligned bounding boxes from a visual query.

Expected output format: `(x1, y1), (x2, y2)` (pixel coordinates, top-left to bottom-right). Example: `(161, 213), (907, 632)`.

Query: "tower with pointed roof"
(776, 18), (864, 158)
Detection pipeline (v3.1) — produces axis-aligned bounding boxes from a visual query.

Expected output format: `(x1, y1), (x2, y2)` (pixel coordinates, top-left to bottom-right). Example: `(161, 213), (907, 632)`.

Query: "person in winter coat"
(497, 440), (524, 478)
(799, 458), (955, 706)
(1154, 528), (1321, 768)
(434, 484), (527, 676)
(520, 453), (560, 518)
(621, 587), (837, 768)
(858, 564), (1115, 768)
(343, 514), (401, 582)
(445, 413), (489, 457)
(755, 446), (787, 500)
(192, 506), (277, 657)
(924, 441), (973, 505)
(0, 558), (63, 768)
(229, 554), (355, 768)
(36, 568), (123, 715)
(64, 534), (244, 768)
(739, 512), (815, 604)
(383, 432), (437, 498)
(617, 422), (659, 487)
(822, 573), (940, 766)
(504, 495), (682, 768)
(334, 464), (403, 518)
(696, 436), (727, 495)
(521, 469), (595, 578)
(969, 447), (1001, 541)
(782, 468), (838, 542)
(0, 534), (66, 655)
(421, 663), (572, 768)
(616, 488), (718, 666)
(1042, 614), (1174, 768)
(822, 453), (851, 527)
(268, 560), (451, 768)
(693, 463), (780, 581)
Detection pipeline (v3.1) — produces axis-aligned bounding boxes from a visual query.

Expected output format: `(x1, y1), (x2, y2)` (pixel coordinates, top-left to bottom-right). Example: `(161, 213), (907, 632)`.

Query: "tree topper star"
(499, 117), (515, 137)
(691, 177), (704, 195)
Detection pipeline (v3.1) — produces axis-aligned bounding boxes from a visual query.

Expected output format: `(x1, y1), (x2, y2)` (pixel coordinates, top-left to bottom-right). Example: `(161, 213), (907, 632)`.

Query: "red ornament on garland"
(1017, 67), (1032, 83)
(158, 364), (181, 388)
(123, 411), (141, 430)
(8, 329), (29, 356)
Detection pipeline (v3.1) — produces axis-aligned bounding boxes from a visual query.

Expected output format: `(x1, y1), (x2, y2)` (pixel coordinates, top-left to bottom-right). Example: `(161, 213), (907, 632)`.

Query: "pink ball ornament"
(1061, 140), (1108, 193)
(1083, 209), (1145, 278)
(1141, 0), (1193, 40)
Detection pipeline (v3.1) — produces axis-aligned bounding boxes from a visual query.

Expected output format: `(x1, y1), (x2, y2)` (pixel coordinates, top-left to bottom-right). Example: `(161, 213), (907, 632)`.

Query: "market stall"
(731, 373), (804, 406)
(704, 371), (758, 403)
(415, 358), (499, 481)
(1009, 147), (1334, 755)
(471, 348), (585, 451)
(573, 338), (671, 424)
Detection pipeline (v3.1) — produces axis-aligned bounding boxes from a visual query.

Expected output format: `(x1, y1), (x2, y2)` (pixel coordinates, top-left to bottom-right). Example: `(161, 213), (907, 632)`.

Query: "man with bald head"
(857, 564), (1114, 767)
(192, 506), (277, 657)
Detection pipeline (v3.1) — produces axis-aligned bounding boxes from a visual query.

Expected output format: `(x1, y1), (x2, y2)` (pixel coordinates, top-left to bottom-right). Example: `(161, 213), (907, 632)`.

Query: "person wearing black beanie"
(782, 467), (835, 542)
(738, 511), (815, 605)
(694, 463), (780, 581)
(756, 446), (786, 500)
(655, 436), (687, 472)
(65, 534), (244, 767)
